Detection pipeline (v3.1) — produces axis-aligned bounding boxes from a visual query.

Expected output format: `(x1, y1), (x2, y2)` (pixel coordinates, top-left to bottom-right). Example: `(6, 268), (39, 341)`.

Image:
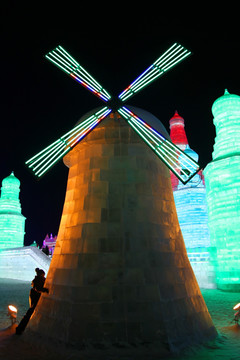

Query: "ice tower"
(204, 90), (240, 291)
(169, 112), (214, 288)
(0, 172), (26, 249)
(169, 111), (188, 190)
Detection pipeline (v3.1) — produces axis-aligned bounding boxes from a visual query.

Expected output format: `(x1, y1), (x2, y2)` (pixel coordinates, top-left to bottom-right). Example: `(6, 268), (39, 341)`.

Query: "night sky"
(0, 6), (239, 245)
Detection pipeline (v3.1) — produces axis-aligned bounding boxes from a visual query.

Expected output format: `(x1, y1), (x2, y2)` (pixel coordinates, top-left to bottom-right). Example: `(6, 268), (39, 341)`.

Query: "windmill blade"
(26, 107), (111, 178)
(118, 106), (200, 184)
(118, 43), (191, 102)
(45, 46), (111, 102)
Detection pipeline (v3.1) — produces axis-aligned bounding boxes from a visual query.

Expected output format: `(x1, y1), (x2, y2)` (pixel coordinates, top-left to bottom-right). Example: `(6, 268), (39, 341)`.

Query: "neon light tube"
(126, 117), (184, 178)
(118, 107), (199, 183)
(34, 109), (111, 177)
(128, 117), (185, 174)
(128, 118), (191, 181)
(26, 110), (106, 167)
(122, 50), (187, 99)
(119, 43), (191, 101)
(45, 55), (71, 74)
(118, 43), (180, 99)
(130, 117), (197, 175)
(129, 118), (181, 167)
(26, 107), (111, 177)
(130, 46), (184, 91)
(51, 48), (104, 94)
(154, 43), (181, 66)
(47, 51), (109, 102)
(129, 116), (196, 172)
(55, 47), (111, 99)
(35, 116), (107, 177)
(45, 46), (111, 102)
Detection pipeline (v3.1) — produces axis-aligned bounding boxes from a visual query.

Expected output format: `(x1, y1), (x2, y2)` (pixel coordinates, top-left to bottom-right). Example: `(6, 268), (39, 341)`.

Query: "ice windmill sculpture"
(26, 44), (216, 351)
(26, 43), (200, 183)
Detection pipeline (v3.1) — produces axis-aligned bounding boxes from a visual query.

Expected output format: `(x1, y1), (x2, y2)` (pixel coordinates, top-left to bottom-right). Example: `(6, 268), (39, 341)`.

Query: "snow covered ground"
(0, 278), (239, 359)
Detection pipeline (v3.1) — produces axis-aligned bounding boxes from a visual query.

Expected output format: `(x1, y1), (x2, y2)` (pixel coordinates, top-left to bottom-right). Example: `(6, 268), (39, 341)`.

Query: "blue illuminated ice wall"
(169, 112), (215, 288)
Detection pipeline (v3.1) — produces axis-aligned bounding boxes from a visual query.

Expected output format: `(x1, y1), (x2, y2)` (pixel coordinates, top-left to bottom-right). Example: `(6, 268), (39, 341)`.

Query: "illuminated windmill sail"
(26, 43), (199, 183)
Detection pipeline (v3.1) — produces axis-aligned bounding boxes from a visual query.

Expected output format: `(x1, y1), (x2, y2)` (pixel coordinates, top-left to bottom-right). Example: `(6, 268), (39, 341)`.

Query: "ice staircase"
(0, 246), (51, 281)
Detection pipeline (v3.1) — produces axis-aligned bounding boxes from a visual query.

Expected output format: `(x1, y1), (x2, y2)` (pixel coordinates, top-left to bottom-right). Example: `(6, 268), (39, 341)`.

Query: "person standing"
(16, 268), (49, 335)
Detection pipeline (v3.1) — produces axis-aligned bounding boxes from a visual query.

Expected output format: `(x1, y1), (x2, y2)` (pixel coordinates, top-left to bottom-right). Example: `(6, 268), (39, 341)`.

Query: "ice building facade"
(0, 172), (26, 249)
(169, 112), (215, 288)
(204, 90), (240, 292)
(42, 233), (57, 256)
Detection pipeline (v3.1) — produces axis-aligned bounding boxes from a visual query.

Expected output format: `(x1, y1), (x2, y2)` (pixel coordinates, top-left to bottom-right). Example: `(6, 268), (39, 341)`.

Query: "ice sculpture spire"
(169, 111), (189, 189)
(169, 110), (188, 150)
(0, 172), (26, 249)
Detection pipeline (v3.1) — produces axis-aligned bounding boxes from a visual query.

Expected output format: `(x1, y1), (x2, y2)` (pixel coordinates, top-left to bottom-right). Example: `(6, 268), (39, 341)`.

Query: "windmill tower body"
(28, 108), (216, 352)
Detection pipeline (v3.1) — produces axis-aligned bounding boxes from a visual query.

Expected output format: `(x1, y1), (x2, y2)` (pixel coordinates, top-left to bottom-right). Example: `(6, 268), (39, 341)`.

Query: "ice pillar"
(0, 172), (26, 249)
(204, 90), (240, 291)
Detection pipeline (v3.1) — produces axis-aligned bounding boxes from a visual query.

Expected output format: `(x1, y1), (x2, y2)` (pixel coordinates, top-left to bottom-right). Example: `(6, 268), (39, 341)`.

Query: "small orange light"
(8, 304), (18, 324)
(233, 303), (240, 310)
(8, 305), (17, 313)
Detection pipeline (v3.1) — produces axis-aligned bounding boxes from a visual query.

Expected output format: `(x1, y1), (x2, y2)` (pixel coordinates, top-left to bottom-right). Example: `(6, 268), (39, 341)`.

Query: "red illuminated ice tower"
(169, 111), (188, 189)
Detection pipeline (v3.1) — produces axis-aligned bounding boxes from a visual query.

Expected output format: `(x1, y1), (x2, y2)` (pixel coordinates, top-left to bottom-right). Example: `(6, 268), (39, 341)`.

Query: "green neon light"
(51, 51), (73, 71)
(132, 121), (182, 171)
(129, 115), (198, 173)
(127, 51), (189, 97)
(45, 54), (71, 74)
(46, 46), (111, 101)
(119, 43), (180, 100)
(26, 111), (105, 167)
(129, 71), (164, 95)
(129, 118), (189, 178)
(130, 47), (185, 93)
(118, 107), (199, 183)
(119, 43), (191, 101)
(163, 51), (191, 72)
(58, 45), (79, 66)
(34, 117), (103, 176)
(49, 50), (106, 97)
(34, 109), (109, 176)
(154, 43), (181, 66)
(119, 107), (198, 173)
(127, 117), (184, 179)
(57, 47), (104, 91)
(36, 147), (70, 177)
(26, 107), (111, 177)
(118, 108), (182, 176)
(54, 48), (105, 94)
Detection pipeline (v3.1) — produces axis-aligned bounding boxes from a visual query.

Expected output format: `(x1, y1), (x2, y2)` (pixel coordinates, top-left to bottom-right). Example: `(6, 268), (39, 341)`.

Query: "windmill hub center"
(107, 97), (123, 112)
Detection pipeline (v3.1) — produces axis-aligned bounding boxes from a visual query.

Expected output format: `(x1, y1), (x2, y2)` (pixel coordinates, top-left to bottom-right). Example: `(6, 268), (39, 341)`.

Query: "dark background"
(0, 5), (239, 245)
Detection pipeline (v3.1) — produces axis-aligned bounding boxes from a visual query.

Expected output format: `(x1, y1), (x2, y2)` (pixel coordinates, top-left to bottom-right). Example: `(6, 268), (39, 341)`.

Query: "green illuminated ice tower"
(204, 90), (240, 291)
(0, 172), (26, 249)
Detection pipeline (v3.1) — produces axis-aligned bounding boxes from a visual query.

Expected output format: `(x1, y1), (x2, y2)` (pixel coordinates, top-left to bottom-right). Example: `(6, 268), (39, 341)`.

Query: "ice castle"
(169, 112), (215, 288)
